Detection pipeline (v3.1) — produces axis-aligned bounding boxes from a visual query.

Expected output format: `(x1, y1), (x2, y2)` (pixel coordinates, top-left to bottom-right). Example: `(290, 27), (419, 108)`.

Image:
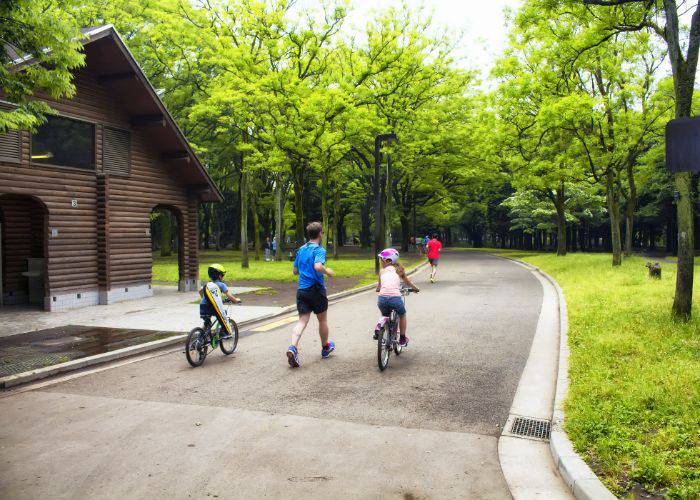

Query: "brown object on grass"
(646, 262), (662, 279)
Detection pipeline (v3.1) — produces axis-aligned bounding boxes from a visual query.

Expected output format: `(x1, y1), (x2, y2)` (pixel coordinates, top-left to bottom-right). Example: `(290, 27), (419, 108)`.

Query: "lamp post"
(374, 132), (398, 273)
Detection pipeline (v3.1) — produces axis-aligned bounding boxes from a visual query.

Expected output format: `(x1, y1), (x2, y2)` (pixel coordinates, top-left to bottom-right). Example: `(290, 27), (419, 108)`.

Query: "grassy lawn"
(477, 249), (699, 497)
(152, 249), (422, 285)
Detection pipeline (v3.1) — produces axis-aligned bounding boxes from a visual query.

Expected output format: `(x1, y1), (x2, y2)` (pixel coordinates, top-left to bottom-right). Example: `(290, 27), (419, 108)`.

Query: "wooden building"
(0, 26), (221, 311)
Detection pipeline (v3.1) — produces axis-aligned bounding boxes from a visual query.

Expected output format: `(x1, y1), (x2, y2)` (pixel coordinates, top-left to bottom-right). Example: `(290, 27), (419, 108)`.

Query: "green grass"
(152, 249), (421, 285)
(477, 249), (699, 498)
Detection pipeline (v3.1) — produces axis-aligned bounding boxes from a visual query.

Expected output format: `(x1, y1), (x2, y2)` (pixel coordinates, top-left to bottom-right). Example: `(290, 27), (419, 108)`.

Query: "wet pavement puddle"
(0, 326), (180, 377)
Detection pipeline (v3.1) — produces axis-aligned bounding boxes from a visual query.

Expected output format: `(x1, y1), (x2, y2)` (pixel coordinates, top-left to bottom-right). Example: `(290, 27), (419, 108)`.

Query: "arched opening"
(0, 194), (48, 309)
(150, 205), (185, 290)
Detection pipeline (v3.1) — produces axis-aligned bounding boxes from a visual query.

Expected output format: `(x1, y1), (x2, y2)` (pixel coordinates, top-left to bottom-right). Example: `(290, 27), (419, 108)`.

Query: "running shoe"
(399, 335), (409, 347)
(321, 341), (336, 358)
(286, 345), (300, 368)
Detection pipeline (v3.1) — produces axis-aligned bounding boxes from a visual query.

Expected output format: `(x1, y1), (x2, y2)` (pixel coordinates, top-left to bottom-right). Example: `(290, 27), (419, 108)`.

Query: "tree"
(1, 0), (85, 132)
(572, 0), (699, 315)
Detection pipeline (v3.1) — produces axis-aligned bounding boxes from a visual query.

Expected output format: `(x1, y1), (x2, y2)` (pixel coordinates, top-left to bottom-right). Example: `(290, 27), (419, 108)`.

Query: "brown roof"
(13, 25), (222, 202)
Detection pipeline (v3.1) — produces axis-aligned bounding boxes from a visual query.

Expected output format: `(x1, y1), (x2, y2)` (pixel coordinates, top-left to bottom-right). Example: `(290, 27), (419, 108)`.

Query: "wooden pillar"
(186, 196), (199, 291)
(96, 173), (111, 304)
(177, 206), (187, 291)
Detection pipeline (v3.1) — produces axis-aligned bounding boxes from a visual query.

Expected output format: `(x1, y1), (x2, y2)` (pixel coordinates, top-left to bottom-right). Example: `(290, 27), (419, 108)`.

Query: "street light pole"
(374, 133), (398, 274)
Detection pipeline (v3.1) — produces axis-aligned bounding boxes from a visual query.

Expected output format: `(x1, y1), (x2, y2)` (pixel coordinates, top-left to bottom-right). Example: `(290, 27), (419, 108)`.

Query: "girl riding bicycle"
(376, 248), (419, 347)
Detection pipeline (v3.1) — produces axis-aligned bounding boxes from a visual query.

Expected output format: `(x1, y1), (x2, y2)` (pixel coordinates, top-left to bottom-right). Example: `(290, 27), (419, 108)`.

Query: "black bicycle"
(377, 286), (416, 371)
(185, 299), (240, 367)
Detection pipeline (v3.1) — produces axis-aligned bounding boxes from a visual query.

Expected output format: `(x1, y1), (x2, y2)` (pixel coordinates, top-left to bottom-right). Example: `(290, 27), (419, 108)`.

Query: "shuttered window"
(0, 129), (21, 163)
(103, 126), (131, 176)
(0, 102), (21, 163)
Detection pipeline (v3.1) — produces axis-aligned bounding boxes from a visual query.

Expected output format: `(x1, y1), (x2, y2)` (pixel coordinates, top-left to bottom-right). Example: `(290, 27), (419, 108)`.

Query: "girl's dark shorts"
(429, 258), (439, 266)
(297, 286), (328, 314)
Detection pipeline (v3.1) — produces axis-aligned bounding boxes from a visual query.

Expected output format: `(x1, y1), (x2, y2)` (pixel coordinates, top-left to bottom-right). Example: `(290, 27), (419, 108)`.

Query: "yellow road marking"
(251, 316), (298, 332)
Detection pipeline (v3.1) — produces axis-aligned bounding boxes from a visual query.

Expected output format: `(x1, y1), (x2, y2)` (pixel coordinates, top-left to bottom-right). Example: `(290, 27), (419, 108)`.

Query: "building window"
(0, 101), (21, 163)
(31, 116), (95, 169)
(0, 129), (21, 163)
(103, 126), (131, 175)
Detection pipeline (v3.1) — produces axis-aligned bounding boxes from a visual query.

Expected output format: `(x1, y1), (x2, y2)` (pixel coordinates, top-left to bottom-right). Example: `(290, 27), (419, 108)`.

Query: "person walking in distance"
(286, 221), (336, 368)
(264, 236), (271, 262)
(426, 233), (442, 283)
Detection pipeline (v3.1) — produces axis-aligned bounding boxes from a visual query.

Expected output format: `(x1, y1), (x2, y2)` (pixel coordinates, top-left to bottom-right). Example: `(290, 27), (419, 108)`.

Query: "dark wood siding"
(107, 131), (192, 286)
(0, 66), (200, 303)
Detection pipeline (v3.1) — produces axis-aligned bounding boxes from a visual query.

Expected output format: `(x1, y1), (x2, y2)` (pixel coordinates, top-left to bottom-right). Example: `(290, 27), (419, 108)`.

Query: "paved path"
(0, 251), (543, 499)
(0, 285), (281, 338)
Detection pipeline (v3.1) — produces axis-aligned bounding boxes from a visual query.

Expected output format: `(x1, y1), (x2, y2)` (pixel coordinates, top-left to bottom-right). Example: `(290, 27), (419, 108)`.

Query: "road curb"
(492, 254), (615, 500)
(1, 260), (430, 390)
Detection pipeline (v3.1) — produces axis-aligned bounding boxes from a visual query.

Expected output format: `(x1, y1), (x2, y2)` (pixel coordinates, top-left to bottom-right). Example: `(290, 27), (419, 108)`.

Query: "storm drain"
(510, 416), (551, 440)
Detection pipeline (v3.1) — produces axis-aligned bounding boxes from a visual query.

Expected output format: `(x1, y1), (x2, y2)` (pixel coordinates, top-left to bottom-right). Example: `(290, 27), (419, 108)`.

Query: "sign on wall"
(666, 117), (700, 173)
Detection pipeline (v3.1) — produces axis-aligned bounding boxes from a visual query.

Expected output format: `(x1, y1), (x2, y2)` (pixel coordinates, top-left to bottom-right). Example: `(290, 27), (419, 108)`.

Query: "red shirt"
(426, 239), (442, 259)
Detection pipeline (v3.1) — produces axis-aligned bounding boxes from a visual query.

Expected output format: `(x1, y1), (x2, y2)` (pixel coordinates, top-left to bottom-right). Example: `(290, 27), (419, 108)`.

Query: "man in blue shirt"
(286, 221), (336, 368)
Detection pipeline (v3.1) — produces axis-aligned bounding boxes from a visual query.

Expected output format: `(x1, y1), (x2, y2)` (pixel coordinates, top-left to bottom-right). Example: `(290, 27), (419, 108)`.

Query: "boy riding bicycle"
(199, 264), (241, 333)
(376, 248), (419, 346)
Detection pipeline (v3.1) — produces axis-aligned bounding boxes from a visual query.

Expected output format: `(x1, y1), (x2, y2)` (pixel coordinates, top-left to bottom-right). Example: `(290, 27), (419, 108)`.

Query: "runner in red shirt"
(426, 233), (442, 283)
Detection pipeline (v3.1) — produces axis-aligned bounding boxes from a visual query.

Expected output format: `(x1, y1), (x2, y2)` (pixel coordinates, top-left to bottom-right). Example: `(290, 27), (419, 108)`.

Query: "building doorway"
(150, 205), (185, 290)
(0, 194), (48, 308)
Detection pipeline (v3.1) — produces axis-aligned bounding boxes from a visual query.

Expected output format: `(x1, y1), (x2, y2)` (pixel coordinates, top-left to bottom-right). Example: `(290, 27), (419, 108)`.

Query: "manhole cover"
(510, 416), (551, 440)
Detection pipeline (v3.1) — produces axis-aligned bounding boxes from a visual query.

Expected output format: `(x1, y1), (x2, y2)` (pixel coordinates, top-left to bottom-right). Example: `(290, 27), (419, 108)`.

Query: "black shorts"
(297, 286), (328, 315)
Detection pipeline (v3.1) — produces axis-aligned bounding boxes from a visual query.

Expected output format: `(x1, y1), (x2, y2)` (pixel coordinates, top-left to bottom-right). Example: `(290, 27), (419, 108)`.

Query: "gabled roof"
(13, 25), (222, 202)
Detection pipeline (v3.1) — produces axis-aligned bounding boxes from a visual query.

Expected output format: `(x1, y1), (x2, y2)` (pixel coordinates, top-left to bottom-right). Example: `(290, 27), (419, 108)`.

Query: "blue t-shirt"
(294, 242), (326, 289)
(200, 280), (228, 308)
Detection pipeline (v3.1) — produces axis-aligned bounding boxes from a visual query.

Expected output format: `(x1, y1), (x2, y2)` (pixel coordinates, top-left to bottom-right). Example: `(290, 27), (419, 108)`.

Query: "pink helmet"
(378, 248), (400, 263)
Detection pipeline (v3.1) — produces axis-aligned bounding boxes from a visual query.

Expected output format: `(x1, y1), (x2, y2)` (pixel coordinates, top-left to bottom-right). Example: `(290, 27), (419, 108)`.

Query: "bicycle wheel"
(186, 327), (208, 367)
(377, 322), (391, 371)
(219, 318), (239, 355)
(391, 311), (403, 356)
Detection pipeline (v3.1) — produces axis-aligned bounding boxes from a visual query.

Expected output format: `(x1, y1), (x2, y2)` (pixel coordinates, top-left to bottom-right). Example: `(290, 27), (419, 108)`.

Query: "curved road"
(0, 250), (543, 499)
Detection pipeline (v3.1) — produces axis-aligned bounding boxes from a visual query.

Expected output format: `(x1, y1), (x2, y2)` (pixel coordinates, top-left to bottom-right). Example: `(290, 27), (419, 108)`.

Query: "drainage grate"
(510, 417), (551, 440)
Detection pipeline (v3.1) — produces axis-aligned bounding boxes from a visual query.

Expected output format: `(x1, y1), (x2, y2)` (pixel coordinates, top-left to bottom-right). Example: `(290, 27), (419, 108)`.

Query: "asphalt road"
(0, 250), (543, 499)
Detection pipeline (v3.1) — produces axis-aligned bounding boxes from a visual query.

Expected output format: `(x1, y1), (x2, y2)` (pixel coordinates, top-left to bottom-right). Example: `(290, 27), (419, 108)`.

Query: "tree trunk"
(400, 213), (410, 252)
(321, 173), (329, 248)
(293, 176), (304, 246)
(606, 172), (622, 266)
(624, 211), (633, 257)
(240, 170), (249, 269)
(291, 162), (305, 246)
(664, 0), (698, 317)
(673, 171), (695, 317)
(624, 160), (637, 257)
(412, 194), (417, 246)
(274, 178), (285, 260)
(251, 192), (261, 261)
(160, 211), (172, 257)
(332, 188), (340, 259)
(202, 204), (211, 250)
(384, 154), (392, 247)
(552, 186), (567, 256)
(360, 195), (371, 248)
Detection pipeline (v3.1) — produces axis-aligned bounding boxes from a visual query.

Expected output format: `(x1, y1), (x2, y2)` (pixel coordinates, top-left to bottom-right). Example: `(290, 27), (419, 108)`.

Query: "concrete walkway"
(0, 251), (564, 498)
(0, 285), (282, 338)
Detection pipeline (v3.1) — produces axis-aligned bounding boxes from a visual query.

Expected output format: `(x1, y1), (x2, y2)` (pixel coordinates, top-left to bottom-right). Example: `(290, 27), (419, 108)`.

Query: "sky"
(294, 0), (523, 80)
